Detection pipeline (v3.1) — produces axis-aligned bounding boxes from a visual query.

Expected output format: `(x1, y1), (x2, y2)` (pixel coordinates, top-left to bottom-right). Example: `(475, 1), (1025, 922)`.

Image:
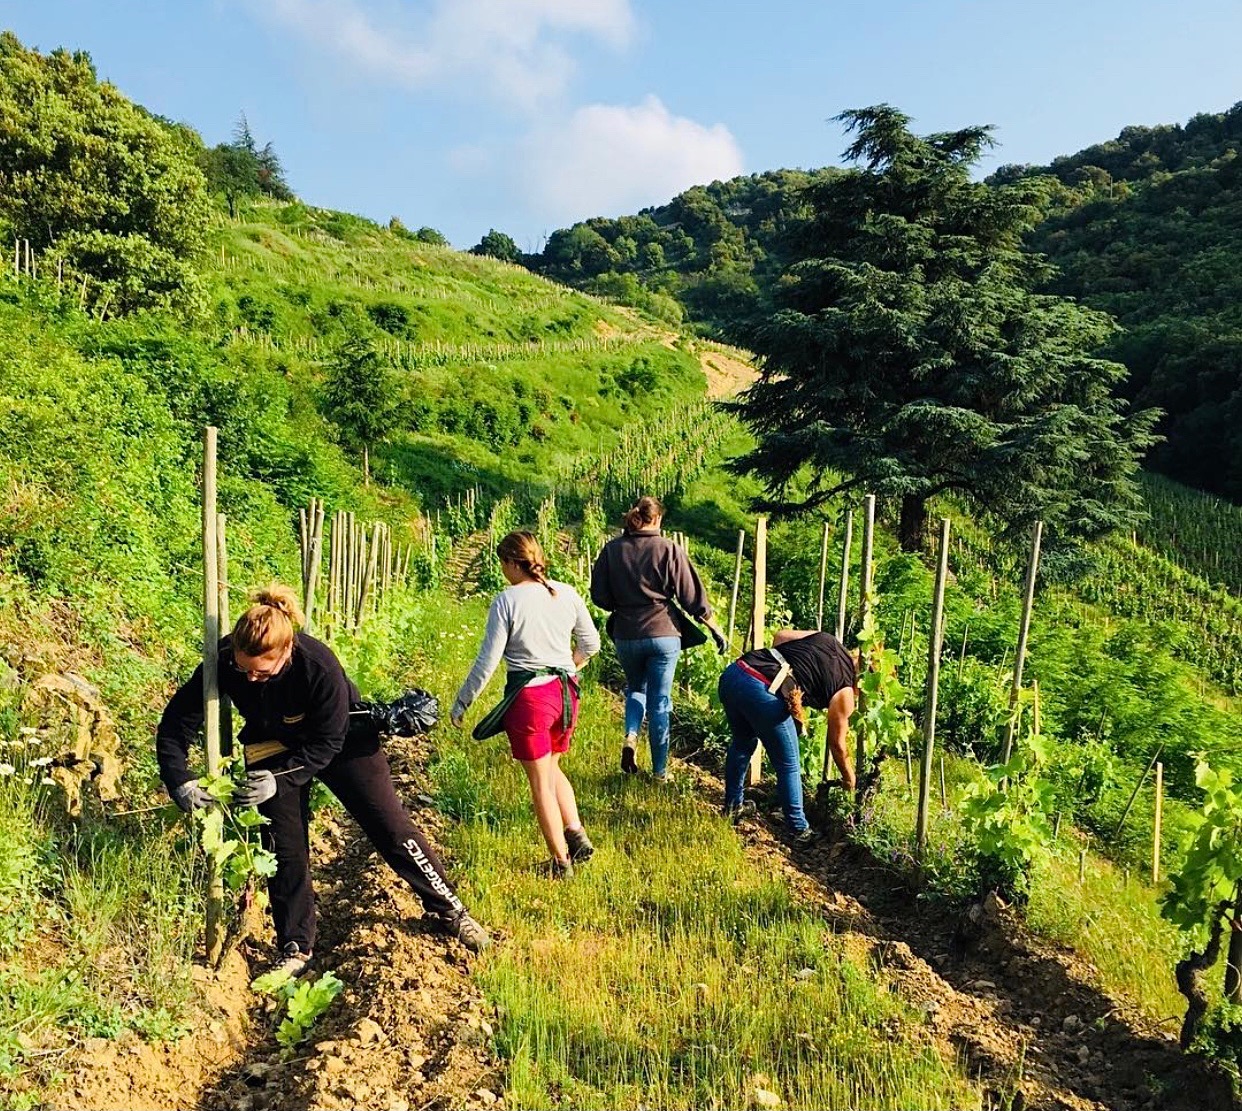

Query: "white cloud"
(516, 96), (745, 224)
(245, 0), (635, 110)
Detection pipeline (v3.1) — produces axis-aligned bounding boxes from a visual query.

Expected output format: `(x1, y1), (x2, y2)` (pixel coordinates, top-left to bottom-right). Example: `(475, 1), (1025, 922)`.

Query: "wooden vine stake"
(726, 529), (745, 652)
(748, 517), (767, 786)
(217, 512), (232, 757)
(835, 508), (853, 642)
(917, 517), (951, 861)
(815, 519), (830, 631)
(1001, 520), (1043, 766)
(854, 495), (875, 810)
(303, 498), (324, 633)
(1152, 761), (1164, 884)
(201, 427), (225, 967)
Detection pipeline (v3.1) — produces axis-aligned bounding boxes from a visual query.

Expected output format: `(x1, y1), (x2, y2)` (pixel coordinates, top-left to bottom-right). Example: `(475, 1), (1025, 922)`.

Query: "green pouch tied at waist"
(471, 668), (579, 741)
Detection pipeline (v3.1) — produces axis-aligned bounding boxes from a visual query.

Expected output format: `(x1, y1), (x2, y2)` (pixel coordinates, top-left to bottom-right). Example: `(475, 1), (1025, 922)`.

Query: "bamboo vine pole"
(303, 499), (324, 633)
(347, 512), (358, 620)
(356, 526), (380, 627)
(855, 495), (875, 810)
(815, 520), (830, 631)
(726, 529), (745, 651)
(916, 518), (951, 860)
(202, 428), (225, 967)
(329, 511), (342, 627)
(1001, 521), (1043, 765)
(748, 517), (767, 786)
(835, 508), (853, 641)
(217, 512), (233, 758)
(1152, 761), (1164, 884)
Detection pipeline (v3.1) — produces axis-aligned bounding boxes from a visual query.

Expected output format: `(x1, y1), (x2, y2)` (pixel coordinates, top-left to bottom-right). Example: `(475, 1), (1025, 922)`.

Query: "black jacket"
(156, 633), (358, 792)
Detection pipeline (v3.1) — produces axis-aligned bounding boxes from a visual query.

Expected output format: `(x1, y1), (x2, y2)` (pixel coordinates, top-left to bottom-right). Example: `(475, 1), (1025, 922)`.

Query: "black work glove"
(706, 622), (728, 655)
(171, 780), (214, 813)
(234, 769), (278, 808)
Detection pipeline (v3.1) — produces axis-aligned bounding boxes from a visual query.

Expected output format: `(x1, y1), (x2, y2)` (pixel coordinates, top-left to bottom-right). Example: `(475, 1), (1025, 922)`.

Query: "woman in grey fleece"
(590, 496), (727, 780)
(451, 531), (600, 877)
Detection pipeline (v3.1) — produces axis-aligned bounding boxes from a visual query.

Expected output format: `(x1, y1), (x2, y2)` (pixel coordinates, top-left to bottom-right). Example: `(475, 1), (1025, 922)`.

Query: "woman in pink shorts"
(451, 531), (601, 877)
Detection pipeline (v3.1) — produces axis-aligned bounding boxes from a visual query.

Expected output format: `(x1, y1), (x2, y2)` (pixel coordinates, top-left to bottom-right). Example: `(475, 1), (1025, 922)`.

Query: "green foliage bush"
(0, 32), (210, 313)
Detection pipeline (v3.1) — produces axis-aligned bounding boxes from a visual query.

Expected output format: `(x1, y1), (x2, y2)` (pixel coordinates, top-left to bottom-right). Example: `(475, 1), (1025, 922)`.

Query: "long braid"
(496, 531), (557, 596)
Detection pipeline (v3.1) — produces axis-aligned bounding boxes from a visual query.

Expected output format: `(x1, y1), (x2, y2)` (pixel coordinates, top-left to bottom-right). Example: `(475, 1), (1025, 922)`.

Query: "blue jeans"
(613, 636), (681, 776)
(719, 662), (809, 833)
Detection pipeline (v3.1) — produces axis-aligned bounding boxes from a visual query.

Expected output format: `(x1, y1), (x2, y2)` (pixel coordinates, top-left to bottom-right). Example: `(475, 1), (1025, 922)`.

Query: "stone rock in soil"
(355, 1017), (385, 1045)
(475, 1089), (498, 1105)
(1062, 1014), (1082, 1033)
(793, 967), (815, 981)
(753, 1088), (783, 1109)
(1077, 1045), (1092, 1064)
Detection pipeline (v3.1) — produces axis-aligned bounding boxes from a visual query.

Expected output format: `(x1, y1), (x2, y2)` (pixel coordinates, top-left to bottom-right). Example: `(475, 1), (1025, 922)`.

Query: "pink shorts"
(503, 680), (579, 762)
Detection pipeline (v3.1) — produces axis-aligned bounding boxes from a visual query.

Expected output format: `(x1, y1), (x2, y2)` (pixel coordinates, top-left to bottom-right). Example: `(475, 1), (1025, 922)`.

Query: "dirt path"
(682, 763), (1237, 1111)
(199, 735), (501, 1111)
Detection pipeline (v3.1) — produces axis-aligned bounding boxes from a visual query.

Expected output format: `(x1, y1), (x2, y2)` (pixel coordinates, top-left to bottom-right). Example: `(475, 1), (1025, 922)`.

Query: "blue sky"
(5, 1), (1241, 249)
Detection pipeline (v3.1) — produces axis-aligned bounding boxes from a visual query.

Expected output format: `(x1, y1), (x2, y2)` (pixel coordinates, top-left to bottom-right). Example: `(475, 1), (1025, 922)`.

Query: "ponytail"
(496, 531), (557, 596)
(233, 583), (303, 655)
(622, 495), (664, 533)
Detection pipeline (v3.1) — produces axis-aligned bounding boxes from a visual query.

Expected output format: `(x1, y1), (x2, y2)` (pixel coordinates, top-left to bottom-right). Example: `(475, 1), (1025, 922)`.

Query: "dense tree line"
(523, 170), (836, 333)
(994, 104), (1242, 501)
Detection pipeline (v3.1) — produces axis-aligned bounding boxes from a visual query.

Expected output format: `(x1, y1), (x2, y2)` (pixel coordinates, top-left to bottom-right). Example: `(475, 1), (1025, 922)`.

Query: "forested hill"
(524, 169), (835, 332)
(994, 104), (1242, 502)
(523, 104), (1242, 504)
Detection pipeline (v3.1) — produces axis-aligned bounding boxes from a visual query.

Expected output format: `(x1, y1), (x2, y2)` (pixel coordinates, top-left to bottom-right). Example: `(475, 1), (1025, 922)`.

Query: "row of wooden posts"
(726, 500), (1166, 882)
(297, 500), (416, 635)
(195, 428), (1169, 956)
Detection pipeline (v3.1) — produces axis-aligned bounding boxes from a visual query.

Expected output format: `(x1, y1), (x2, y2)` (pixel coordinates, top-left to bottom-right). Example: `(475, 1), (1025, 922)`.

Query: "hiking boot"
(435, 909), (490, 953)
(544, 857), (575, 880)
(791, 826), (818, 847)
(652, 769), (674, 784)
(722, 800), (757, 824)
(565, 826), (595, 864)
(620, 739), (639, 775)
(268, 941), (313, 979)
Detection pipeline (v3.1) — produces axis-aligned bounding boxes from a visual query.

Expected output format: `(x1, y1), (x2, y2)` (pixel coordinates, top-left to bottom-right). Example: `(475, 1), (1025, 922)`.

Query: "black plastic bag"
(352, 689), (440, 737)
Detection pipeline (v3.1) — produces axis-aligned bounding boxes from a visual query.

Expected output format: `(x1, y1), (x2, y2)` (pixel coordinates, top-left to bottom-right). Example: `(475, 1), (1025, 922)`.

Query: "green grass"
(399, 591), (979, 1110)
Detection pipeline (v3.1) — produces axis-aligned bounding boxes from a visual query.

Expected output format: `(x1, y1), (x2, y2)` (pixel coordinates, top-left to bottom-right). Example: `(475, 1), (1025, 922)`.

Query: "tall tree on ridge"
(731, 105), (1160, 551)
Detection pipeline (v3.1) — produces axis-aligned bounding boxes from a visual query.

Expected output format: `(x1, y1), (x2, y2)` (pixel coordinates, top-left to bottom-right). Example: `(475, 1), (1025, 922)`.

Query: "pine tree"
(732, 105), (1160, 550)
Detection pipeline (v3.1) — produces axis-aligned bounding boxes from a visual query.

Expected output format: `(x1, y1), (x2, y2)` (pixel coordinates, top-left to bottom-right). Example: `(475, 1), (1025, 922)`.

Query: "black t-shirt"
(741, 632), (856, 709)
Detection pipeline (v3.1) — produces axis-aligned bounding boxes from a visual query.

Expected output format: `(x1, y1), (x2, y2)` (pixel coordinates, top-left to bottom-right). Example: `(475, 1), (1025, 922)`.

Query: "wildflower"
(29, 756), (52, 767)
(40, 776), (55, 786)
(0, 763), (13, 776)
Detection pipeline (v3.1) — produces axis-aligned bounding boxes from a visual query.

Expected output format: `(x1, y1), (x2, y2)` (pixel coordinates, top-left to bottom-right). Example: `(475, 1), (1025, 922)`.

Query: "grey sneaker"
(269, 941), (313, 979)
(565, 826), (594, 863)
(545, 857), (575, 880)
(791, 827), (818, 847)
(438, 909), (490, 953)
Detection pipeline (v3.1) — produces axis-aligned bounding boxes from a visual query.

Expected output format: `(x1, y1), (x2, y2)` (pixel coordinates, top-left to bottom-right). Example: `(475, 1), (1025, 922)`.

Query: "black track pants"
(257, 733), (464, 952)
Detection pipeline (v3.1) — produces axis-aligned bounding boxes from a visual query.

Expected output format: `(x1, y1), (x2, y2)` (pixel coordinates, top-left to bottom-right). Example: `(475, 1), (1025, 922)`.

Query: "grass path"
(402, 592), (981, 1110)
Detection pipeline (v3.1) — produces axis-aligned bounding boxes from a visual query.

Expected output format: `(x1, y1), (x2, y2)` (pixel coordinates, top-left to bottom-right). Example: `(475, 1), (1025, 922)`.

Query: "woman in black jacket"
(589, 496), (725, 780)
(157, 584), (488, 976)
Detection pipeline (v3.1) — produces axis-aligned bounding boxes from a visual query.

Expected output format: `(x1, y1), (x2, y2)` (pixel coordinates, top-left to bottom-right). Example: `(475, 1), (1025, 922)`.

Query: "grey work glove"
(706, 622), (728, 655)
(234, 769), (278, 808)
(171, 780), (213, 813)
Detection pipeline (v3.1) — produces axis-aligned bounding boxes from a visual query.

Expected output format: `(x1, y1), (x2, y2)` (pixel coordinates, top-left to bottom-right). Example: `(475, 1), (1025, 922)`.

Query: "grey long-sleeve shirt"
(453, 580), (600, 714)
